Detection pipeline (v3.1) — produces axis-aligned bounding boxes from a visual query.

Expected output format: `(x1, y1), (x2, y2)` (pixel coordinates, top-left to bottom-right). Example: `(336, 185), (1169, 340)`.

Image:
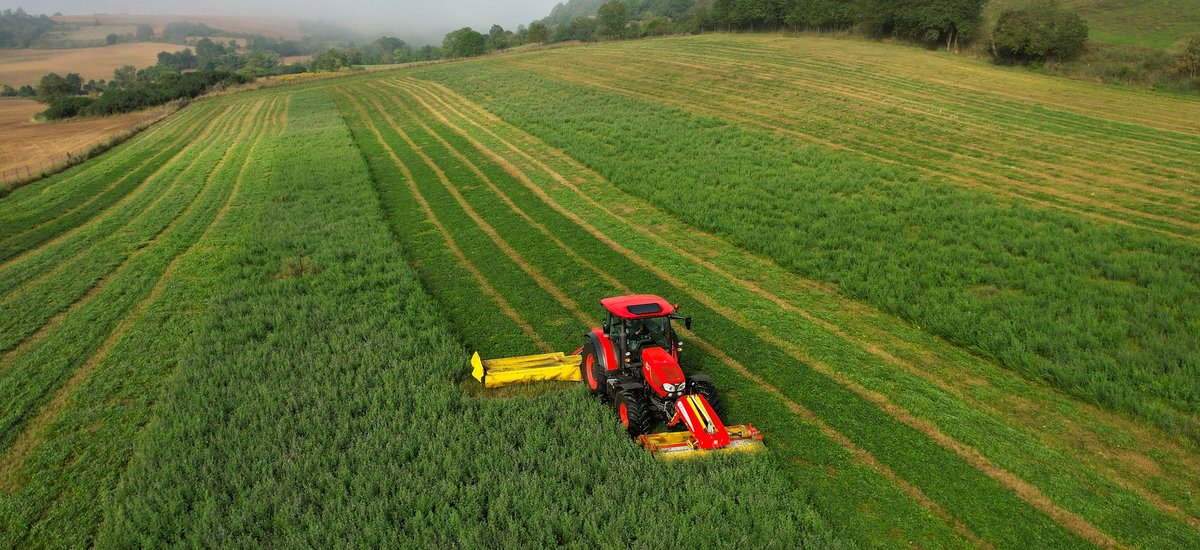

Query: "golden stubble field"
(0, 99), (165, 177)
(0, 43), (174, 88)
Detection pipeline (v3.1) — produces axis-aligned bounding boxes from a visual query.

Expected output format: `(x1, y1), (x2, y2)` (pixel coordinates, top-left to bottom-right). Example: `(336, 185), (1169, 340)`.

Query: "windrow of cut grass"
(0, 101), (260, 356)
(0, 94), (289, 548)
(411, 58), (1200, 445)
(0, 98), (268, 458)
(382, 76), (1200, 545)
(0, 102), (217, 239)
(498, 41), (1199, 239)
(0, 102), (236, 298)
(95, 89), (842, 548)
(342, 78), (1137, 547)
(334, 83), (969, 548)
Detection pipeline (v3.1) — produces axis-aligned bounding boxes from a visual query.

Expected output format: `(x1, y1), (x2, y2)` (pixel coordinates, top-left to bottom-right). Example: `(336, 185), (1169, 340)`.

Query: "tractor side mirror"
(602, 322), (610, 334)
(685, 317), (693, 330)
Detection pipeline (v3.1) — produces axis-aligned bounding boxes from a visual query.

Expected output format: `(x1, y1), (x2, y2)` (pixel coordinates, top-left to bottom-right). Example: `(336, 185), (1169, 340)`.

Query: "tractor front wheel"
(614, 388), (652, 437)
(581, 342), (609, 401)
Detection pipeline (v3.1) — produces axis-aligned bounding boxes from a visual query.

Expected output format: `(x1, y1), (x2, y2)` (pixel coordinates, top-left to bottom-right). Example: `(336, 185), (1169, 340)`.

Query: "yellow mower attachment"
(470, 352), (582, 388)
(639, 425), (766, 460)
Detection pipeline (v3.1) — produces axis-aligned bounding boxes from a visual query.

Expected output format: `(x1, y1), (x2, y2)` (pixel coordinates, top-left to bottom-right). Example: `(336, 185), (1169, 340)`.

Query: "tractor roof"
(601, 294), (675, 320)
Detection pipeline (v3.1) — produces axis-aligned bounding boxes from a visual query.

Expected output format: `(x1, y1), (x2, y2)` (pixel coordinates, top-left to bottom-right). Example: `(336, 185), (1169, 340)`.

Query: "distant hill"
(985, 0), (1199, 50)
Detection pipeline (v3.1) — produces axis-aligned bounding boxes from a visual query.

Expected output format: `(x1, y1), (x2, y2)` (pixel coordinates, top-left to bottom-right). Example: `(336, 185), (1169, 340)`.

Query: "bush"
(43, 96), (95, 119)
(1171, 34), (1200, 80)
(991, 0), (1088, 63)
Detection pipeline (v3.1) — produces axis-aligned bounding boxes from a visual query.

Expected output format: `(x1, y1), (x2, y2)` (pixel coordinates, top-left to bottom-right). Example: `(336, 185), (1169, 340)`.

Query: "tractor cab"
(600, 295), (690, 369)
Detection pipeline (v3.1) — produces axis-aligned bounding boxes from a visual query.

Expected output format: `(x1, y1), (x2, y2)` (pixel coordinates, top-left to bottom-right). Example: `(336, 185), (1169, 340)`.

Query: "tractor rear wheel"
(688, 378), (721, 415)
(614, 388), (652, 438)
(581, 342), (609, 401)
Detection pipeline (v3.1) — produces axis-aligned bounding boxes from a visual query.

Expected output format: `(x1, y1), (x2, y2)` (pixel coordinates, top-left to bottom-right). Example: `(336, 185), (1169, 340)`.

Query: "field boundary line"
(334, 88), (551, 352)
(512, 61), (1199, 241)
(0, 99), (270, 492)
(394, 77), (1123, 548)
(0, 102), (253, 367)
(369, 80), (993, 548)
(0, 104), (236, 275)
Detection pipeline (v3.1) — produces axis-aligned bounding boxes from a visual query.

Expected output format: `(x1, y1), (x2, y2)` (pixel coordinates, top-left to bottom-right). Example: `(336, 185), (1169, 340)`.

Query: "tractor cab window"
(625, 317), (672, 351)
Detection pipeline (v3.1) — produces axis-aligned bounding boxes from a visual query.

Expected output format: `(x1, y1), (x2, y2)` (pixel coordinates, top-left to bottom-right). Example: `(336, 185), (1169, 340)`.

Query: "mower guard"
(471, 351), (582, 388)
(639, 425), (765, 460)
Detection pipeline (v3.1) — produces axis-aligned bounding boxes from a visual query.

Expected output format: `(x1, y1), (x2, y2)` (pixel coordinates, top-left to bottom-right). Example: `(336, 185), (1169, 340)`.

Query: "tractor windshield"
(626, 316), (672, 351)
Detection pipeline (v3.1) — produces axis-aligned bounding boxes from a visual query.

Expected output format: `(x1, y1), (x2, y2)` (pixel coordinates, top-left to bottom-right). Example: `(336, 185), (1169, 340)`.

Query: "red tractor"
(472, 294), (763, 459)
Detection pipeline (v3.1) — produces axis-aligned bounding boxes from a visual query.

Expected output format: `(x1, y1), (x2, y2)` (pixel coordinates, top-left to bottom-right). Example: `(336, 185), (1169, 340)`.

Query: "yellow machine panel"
(471, 352), (582, 388)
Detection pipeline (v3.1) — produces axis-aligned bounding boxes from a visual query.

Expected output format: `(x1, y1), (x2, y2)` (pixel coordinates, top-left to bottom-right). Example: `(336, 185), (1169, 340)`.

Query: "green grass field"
(1, 34), (1198, 547)
(986, 0), (1200, 49)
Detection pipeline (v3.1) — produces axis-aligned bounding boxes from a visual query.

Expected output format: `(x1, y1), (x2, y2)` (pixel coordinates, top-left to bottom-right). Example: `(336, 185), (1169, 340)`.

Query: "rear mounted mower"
(470, 294), (765, 460)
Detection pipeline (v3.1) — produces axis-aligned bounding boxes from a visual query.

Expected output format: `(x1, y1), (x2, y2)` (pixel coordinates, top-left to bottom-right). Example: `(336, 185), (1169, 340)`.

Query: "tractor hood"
(642, 346), (684, 397)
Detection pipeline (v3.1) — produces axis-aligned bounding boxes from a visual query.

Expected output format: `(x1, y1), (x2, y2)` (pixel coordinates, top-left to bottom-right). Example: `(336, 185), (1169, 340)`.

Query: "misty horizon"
(0, 1), (563, 43)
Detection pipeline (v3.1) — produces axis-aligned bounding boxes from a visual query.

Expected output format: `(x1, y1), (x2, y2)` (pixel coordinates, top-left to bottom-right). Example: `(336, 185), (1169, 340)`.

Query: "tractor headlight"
(663, 382), (683, 394)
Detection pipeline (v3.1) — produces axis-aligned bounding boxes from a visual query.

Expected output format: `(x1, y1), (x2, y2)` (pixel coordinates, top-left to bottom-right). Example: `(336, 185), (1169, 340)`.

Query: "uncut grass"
(501, 51), (1198, 238)
(0, 95), (286, 548)
(0, 103), (217, 240)
(394, 77), (1200, 540)
(0, 101), (259, 454)
(336, 85), (959, 548)
(351, 83), (1090, 547)
(97, 90), (841, 548)
(0, 102), (256, 354)
(0, 103), (237, 293)
(413, 63), (1200, 443)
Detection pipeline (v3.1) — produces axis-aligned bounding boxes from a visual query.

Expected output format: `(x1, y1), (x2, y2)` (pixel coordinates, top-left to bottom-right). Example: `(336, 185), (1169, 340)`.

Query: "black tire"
(613, 388), (652, 438)
(688, 378), (721, 415)
(580, 342), (609, 400)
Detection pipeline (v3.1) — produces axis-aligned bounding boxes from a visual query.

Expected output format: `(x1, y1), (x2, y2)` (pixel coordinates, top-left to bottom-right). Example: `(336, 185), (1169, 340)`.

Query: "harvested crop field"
(1, 34), (1197, 548)
(0, 43), (175, 88)
(0, 99), (166, 180)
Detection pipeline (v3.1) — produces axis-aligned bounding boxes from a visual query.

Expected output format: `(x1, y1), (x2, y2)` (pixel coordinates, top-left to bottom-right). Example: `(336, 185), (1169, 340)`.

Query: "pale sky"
(4, 1), (561, 37)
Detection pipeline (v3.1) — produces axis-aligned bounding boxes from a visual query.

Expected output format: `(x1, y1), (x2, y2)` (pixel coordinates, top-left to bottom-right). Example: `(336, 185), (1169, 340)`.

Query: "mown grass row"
(649, 39), (1200, 164)
(501, 50), (1198, 239)
(0, 101), (260, 355)
(0, 102), (237, 297)
(0, 103), (220, 254)
(0, 94), (288, 548)
(0, 99), (266, 456)
(411, 62), (1200, 444)
(388, 77), (1200, 546)
(341, 79), (1108, 547)
(92, 89), (841, 548)
(677, 35), (1200, 137)
(557, 46), (1200, 228)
